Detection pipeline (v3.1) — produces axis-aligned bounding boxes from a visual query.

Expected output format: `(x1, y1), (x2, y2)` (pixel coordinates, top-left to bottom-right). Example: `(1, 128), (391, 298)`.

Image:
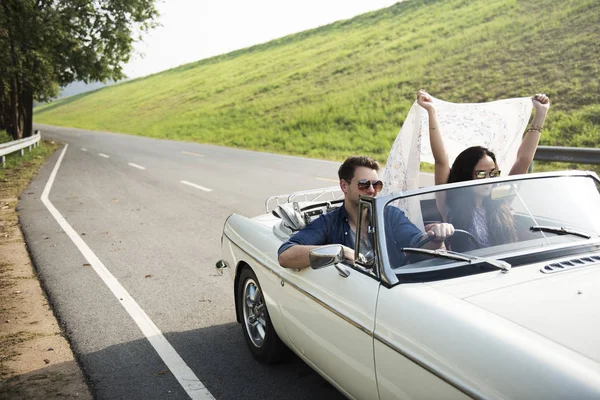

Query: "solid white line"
(181, 151), (204, 157)
(128, 163), (146, 170)
(81, 148), (87, 152)
(98, 153), (109, 158)
(180, 180), (213, 192)
(41, 145), (214, 400)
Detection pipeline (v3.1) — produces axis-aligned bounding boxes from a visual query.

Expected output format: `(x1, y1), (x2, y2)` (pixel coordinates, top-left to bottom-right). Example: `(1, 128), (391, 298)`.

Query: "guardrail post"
(20, 148), (24, 156)
(1, 156), (4, 168)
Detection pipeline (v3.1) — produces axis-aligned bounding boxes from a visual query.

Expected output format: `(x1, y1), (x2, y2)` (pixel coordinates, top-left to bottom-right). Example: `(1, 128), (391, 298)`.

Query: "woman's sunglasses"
(346, 179), (384, 193)
(474, 169), (501, 179)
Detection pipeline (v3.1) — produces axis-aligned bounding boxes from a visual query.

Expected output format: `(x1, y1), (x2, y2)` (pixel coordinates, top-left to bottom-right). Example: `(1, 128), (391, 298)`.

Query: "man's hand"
(342, 245), (355, 265)
(426, 222), (454, 242)
(532, 93), (550, 113)
(417, 89), (435, 112)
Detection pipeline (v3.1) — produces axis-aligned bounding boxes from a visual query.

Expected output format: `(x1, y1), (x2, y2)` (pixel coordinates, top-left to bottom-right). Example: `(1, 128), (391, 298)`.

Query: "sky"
(123, 0), (400, 79)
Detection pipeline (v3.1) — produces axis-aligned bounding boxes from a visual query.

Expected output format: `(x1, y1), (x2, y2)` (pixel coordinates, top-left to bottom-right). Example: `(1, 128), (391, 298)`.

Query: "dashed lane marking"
(180, 180), (213, 192)
(316, 177), (338, 182)
(181, 151), (204, 157)
(128, 163), (146, 170)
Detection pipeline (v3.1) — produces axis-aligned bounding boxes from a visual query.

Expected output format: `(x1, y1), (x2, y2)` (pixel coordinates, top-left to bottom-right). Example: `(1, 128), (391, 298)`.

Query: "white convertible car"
(216, 171), (600, 400)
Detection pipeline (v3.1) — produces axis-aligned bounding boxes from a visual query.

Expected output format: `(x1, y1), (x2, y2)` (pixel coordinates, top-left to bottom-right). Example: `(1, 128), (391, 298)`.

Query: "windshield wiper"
(401, 248), (512, 273)
(530, 225), (592, 239)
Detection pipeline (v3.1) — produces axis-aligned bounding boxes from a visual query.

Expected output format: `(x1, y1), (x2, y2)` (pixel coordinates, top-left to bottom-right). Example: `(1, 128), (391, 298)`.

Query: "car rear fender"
(222, 214), (288, 335)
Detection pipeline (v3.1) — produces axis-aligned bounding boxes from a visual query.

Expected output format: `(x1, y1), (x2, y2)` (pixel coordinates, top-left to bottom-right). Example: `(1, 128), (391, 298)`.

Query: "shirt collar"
(339, 201), (349, 222)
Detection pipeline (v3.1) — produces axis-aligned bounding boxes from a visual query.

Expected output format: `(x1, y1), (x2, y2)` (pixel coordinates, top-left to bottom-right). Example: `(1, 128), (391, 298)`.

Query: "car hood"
(462, 265), (600, 364)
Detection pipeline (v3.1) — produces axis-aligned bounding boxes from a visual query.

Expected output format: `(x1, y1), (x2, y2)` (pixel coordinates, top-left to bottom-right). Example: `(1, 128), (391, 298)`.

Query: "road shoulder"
(0, 140), (92, 399)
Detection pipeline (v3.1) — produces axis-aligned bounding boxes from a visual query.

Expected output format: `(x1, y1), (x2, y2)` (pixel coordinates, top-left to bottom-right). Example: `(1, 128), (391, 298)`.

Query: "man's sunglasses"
(346, 179), (384, 193)
(474, 169), (501, 179)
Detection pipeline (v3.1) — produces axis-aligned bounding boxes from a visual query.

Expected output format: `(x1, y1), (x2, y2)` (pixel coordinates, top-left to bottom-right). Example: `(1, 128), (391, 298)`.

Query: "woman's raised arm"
(509, 93), (550, 175)
(417, 90), (451, 185)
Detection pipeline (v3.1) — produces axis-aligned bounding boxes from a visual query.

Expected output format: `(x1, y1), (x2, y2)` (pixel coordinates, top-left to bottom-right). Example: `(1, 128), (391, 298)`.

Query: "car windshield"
(383, 174), (600, 271)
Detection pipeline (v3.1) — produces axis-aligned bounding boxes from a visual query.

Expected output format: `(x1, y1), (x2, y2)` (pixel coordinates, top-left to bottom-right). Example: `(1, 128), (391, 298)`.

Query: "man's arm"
(277, 214), (337, 270)
(388, 207), (454, 249)
(278, 245), (319, 269)
(278, 245), (354, 270)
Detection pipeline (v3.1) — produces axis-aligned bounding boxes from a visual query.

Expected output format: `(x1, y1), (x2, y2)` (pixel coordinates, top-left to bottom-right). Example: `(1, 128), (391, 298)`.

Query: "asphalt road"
(20, 124), (432, 399)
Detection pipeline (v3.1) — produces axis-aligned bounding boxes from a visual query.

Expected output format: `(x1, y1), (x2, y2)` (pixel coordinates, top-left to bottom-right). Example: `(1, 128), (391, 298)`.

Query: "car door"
(278, 264), (379, 400)
(277, 199), (380, 399)
(374, 284), (473, 400)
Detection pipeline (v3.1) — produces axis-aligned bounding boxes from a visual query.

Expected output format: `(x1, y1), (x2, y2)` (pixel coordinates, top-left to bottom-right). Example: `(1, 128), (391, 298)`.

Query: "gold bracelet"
(528, 124), (543, 131)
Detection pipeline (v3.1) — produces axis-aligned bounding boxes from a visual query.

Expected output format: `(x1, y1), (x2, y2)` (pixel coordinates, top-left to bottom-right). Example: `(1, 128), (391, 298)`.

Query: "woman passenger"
(417, 90), (550, 249)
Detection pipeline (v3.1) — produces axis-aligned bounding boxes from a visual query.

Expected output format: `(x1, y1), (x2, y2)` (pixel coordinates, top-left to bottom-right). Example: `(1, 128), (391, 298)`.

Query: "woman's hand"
(532, 93), (550, 114)
(417, 89), (435, 112)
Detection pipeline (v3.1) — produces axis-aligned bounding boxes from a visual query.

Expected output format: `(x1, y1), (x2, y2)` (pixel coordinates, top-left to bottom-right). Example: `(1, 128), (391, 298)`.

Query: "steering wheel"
(412, 228), (481, 249)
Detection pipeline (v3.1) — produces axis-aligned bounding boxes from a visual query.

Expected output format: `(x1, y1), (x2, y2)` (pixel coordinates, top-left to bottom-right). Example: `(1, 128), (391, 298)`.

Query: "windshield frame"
(372, 170), (600, 287)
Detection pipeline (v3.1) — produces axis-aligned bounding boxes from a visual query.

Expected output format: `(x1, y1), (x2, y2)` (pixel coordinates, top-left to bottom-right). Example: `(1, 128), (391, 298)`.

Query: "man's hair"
(338, 156), (380, 181)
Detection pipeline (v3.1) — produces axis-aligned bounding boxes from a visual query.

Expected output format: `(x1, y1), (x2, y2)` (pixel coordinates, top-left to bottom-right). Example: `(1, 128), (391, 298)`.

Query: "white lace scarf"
(381, 96), (532, 230)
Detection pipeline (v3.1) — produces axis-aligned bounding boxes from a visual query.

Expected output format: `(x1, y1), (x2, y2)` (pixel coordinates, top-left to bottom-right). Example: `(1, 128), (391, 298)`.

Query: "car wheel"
(237, 267), (287, 363)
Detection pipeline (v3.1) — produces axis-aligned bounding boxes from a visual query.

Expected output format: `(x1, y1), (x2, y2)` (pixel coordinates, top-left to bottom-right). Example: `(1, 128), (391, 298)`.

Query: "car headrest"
(275, 202), (306, 231)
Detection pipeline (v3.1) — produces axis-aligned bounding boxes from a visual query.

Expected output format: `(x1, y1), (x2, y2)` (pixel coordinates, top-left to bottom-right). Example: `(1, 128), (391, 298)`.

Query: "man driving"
(278, 156), (454, 269)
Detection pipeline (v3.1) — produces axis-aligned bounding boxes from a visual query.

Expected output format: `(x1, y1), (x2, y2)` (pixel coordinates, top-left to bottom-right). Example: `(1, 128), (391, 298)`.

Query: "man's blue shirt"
(277, 203), (424, 267)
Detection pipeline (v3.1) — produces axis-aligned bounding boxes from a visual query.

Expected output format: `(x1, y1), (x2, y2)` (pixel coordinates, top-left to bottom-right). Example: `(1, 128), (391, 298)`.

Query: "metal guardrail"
(534, 146), (600, 165)
(0, 131), (42, 167)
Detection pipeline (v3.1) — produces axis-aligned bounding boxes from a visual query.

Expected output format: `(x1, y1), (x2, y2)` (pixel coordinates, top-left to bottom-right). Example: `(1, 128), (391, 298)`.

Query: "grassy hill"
(34, 0), (600, 170)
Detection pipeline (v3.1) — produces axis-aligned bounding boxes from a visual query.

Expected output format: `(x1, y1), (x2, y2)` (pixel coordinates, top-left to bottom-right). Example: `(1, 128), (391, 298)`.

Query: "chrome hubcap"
(243, 278), (266, 348)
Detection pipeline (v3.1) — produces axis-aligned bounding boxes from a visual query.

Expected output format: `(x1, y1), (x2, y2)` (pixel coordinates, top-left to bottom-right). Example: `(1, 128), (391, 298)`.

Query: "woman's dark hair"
(446, 146), (517, 249)
(447, 146), (498, 183)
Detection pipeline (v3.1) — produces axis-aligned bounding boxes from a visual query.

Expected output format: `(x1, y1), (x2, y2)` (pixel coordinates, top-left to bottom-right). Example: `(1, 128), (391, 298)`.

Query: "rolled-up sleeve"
(385, 207), (424, 248)
(277, 215), (329, 257)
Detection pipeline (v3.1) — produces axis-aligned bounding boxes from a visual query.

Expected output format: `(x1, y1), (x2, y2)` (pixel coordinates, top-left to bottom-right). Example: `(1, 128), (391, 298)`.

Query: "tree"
(0, 0), (159, 139)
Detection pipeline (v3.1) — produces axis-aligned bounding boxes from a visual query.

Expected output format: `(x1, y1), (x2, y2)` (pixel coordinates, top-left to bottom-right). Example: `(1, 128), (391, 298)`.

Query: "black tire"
(237, 267), (288, 363)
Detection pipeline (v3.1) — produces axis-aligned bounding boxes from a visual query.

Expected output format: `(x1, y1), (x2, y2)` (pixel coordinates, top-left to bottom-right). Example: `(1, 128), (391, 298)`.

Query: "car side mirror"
(309, 245), (351, 277)
(309, 245), (345, 270)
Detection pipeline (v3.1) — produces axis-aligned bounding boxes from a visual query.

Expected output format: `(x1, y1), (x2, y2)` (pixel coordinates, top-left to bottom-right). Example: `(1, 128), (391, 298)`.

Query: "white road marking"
(41, 145), (214, 400)
(316, 177), (338, 182)
(181, 151), (204, 157)
(81, 148), (87, 152)
(98, 153), (109, 158)
(128, 163), (146, 170)
(180, 180), (213, 192)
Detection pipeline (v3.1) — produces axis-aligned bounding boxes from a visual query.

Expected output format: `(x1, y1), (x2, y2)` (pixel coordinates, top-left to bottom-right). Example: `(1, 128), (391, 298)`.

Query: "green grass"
(0, 131), (60, 198)
(0, 131), (12, 144)
(34, 0), (600, 174)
